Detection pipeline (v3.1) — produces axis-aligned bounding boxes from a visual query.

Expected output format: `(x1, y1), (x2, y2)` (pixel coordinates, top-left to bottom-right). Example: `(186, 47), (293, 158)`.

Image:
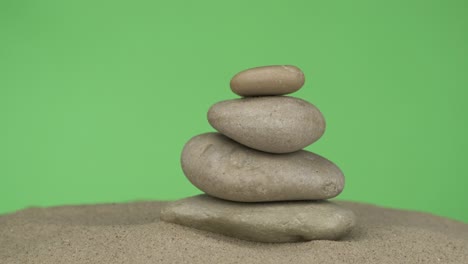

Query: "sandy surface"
(1, 200), (467, 264)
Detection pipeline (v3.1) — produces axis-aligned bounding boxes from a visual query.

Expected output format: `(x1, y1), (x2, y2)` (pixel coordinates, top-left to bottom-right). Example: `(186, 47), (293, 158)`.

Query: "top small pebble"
(230, 65), (305, 97)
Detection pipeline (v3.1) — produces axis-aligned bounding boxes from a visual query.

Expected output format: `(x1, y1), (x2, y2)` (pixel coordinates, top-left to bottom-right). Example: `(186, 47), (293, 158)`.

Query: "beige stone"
(160, 195), (356, 243)
(230, 65), (305, 96)
(207, 96), (326, 153)
(181, 133), (344, 202)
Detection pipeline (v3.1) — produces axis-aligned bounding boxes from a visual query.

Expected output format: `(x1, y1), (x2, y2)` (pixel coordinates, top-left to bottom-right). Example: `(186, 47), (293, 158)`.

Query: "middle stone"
(181, 133), (345, 202)
(207, 96), (326, 153)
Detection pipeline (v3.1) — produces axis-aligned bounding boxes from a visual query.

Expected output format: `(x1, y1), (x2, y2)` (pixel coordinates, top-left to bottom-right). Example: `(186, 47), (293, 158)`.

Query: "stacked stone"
(161, 65), (356, 243)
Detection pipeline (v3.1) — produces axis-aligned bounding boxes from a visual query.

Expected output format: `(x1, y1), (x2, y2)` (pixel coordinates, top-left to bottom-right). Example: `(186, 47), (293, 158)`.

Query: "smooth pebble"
(230, 65), (305, 96)
(208, 96), (326, 153)
(181, 133), (344, 202)
(160, 194), (356, 243)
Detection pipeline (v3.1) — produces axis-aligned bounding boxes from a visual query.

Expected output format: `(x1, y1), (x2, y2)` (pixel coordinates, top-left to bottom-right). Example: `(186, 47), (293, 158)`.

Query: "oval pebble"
(181, 133), (344, 202)
(207, 96), (326, 153)
(161, 194), (356, 242)
(230, 65), (305, 96)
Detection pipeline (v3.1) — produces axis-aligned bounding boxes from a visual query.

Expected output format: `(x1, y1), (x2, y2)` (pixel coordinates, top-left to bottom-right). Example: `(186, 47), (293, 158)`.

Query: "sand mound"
(1, 201), (467, 264)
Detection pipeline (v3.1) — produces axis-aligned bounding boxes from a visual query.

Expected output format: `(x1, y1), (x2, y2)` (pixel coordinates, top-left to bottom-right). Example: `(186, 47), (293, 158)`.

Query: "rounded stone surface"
(230, 65), (305, 96)
(207, 96), (326, 153)
(161, 194), (356, 243)
(181, 133), (344, 202)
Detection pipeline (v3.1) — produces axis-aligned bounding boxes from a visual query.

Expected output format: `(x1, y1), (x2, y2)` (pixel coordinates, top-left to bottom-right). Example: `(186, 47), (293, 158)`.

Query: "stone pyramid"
(161, 65), (356, 243)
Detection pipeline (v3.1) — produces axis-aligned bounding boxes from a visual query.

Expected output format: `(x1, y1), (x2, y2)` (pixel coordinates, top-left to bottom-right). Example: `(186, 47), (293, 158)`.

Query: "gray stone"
(207, 96), (326, 153)
(230, 65), (305, 96)
(181, 133), (344, 202)
(160, 195), (356, 243)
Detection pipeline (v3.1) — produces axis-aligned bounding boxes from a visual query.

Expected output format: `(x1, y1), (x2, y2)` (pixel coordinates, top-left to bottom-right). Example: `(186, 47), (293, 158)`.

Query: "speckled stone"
(230, 65), (305, 96)
(160, 194), (356, 243)
(207, 96), (326, 153)
(181, 133), (344, 202)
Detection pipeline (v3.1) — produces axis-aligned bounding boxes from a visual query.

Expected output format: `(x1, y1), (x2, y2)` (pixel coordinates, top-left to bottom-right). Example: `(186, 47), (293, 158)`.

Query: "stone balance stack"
(161, 65), (356, 243)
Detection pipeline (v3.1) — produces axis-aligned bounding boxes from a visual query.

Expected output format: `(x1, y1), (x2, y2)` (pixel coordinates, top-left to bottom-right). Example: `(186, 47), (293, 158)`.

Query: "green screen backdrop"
(1, 0), (467, 222)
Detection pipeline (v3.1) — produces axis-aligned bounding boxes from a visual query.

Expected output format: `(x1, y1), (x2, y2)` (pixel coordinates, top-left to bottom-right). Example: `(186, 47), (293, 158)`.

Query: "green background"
(1, 0), (467, 222)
